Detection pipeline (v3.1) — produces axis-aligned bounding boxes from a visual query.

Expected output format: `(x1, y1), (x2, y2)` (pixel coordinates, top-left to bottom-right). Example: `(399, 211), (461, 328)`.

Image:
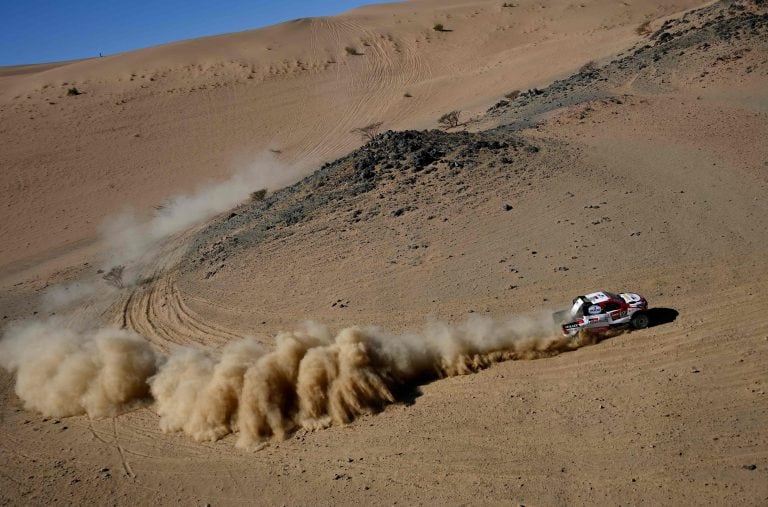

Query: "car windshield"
(603, 291), (620, 300)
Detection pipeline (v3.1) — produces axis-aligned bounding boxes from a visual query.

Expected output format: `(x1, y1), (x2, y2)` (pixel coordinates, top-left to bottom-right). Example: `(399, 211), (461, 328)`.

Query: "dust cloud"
(101, 154), (302, 272)
(38, 155), (302, 312)
(0, 314), (593, 449)
(41, 282), (100, 311)
(0, 319), (158, 418)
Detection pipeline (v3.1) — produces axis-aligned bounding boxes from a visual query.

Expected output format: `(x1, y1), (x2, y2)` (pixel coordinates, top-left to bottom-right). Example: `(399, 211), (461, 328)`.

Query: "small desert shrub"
(438, 110), (461, 129)
(504, 90), (520, 100)
(433, 23), (445, 31)
(636, 20), (653, 35)
(345, 46), (362, 56)
(103, 265), (125, 289)
(66, 87), (81, 96)
(502, 2), (517, 6)
(351, 121), (383, 142)
(403, 92), (412, 98)
(579, 60), (598, 74)
(250, 189), (268, 201)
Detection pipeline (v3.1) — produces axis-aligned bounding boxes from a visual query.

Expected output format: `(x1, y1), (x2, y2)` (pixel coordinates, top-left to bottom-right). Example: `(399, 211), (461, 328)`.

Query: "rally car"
(553, 291), (649, 337)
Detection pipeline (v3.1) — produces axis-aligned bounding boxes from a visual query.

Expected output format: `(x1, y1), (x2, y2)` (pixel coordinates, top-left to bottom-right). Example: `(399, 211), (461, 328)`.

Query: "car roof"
(583, 291), (612, 303)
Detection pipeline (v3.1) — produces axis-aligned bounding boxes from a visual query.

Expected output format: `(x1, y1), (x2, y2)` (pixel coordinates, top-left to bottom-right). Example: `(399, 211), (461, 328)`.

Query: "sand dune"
(0, 0), (702, 277)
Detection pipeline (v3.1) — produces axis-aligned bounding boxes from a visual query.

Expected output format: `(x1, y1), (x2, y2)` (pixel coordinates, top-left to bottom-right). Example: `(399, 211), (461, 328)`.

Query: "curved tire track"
(109, 231), (243, 352)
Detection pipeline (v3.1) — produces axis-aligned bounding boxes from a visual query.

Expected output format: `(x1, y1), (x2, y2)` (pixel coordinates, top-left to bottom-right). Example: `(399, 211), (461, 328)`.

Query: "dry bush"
(438, 110), (461, 130)
(103, 265), (125, 289)
(433, 23), (445, 31)
(345, 46), (362, 56)
(637, 20), (653, 35)
(250, 189), (268, 201)
(504, 90), (520, 100)
(579, 60), (598, 73)
(351, 121), (384, 142)
(66, 87), (81, 96)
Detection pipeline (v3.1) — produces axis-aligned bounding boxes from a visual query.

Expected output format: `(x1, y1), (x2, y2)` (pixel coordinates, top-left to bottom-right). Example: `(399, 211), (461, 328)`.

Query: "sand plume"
(297, 327), (397, 430)
(149, 338), (266, 441)
(100, 155), (301, 269)
(1, 313), (595, 447)
(0, 320), (158, 418)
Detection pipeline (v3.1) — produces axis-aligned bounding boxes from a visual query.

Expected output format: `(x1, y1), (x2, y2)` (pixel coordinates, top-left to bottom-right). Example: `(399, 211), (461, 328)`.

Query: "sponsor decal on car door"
(587, 305), (602, 315)
(608, 309), (627, 321)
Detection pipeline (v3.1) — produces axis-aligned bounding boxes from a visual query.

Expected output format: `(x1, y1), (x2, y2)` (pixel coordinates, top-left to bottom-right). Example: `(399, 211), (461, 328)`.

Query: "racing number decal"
(609, 309), (627, 321)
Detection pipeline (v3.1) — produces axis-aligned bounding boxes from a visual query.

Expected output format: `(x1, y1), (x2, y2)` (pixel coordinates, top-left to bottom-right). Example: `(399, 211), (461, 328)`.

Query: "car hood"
(619, 292), (645, 304)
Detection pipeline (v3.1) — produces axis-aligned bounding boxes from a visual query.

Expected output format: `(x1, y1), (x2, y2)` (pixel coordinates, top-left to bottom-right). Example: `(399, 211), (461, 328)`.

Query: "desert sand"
(1, 0), (767, 505)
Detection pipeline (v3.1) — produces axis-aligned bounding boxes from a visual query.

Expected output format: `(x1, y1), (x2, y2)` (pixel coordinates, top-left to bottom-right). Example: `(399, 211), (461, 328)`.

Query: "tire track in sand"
(118, 272), (240, 353)
(111, 232), (243, 353)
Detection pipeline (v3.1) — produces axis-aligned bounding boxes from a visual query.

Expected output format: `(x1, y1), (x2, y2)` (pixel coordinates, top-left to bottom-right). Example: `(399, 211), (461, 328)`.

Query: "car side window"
(604, 301), (621, 312)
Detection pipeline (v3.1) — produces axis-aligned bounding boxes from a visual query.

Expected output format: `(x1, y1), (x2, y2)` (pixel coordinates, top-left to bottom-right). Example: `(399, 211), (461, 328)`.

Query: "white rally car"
(554, 291), (649, 337)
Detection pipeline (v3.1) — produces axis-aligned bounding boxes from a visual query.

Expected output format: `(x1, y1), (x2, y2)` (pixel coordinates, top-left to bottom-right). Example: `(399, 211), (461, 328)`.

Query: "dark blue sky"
(0, 1), (397, 66)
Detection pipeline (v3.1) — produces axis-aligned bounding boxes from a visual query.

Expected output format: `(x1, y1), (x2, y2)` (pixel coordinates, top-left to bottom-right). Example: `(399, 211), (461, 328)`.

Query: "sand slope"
(0, 0), (702, 278)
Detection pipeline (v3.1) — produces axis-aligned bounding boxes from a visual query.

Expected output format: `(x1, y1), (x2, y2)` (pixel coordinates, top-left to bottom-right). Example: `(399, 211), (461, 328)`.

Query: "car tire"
(631, 312), (650, 330)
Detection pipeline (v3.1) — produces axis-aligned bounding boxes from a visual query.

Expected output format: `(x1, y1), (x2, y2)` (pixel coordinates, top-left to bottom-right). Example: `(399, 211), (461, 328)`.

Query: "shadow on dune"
(593, 307), (679, 344)
(393, 383), (423, 407)
(646, 307), (679, 328)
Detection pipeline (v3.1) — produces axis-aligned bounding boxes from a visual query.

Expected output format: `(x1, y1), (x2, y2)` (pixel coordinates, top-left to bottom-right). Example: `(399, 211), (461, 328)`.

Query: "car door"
(604, 301), (628, 323)
(582, 302), (608, 328)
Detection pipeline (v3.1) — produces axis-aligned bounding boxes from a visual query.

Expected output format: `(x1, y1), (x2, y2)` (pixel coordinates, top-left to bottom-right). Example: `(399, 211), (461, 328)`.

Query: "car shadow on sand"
(646, 307), (679, 328)
(393, 383), (423, 406)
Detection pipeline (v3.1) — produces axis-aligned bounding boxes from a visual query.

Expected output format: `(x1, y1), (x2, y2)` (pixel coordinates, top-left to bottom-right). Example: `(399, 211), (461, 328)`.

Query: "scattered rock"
(391, 207), (407, 217)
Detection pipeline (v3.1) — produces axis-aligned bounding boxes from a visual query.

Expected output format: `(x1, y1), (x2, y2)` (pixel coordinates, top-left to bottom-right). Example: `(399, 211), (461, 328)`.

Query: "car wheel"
(631, 312), (650, 330)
